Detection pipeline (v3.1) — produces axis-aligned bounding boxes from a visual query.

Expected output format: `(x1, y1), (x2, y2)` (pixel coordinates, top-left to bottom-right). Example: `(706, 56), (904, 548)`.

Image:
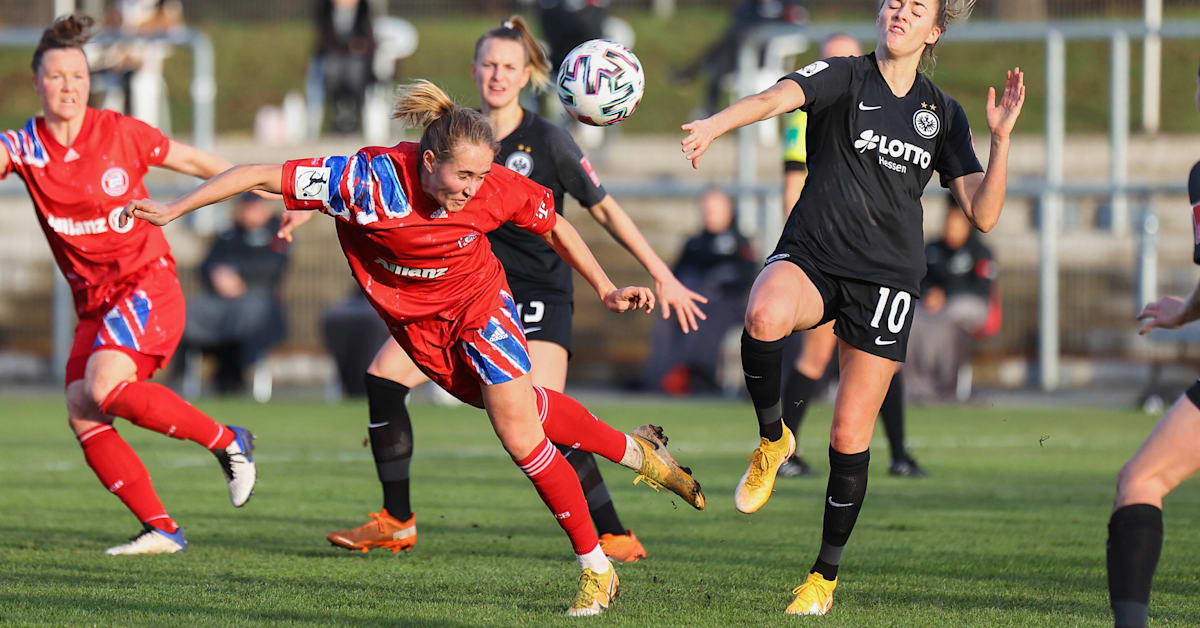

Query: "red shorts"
(65, 258), (186, 385)
(389, 287), (532, 408)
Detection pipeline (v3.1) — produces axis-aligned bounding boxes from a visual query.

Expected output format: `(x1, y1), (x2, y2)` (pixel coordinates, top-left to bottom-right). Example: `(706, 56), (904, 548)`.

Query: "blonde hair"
(879, 0), (975, 70)
(474, 15), (551, 92)
(392, 80), (498, 162)
(32, 13), (94, 73)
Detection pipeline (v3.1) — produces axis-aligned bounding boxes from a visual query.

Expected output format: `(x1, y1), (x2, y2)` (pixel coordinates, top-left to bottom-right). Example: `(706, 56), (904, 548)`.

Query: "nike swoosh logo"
(743, 373), (764, 379)
(858, 102), (882, 111)
(874, 336), (897, 346)
(523, 326), (542, 334)
(828, 496), (855, 508)
(367, 421), (390, 428)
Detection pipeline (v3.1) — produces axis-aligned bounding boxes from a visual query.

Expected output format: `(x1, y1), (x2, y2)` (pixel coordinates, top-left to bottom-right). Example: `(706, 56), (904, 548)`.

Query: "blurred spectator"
(90, 0), (185, 126)
(182, 194), (289, 395)
(537, 0), (608, 72)
(640, 187), (757, 395)
(673, 0), (807, 116)
(906, 206), (999, 401)
(322, 289), (392, 397)
(314, 0), (376, 134)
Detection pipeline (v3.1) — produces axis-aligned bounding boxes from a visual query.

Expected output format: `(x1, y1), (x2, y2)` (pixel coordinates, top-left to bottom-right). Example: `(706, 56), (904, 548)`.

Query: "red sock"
(78, 425), (178, 533)
(515, 438), (598, 555)
(533, 386), (626, 464)
(100, 381), (235, 450)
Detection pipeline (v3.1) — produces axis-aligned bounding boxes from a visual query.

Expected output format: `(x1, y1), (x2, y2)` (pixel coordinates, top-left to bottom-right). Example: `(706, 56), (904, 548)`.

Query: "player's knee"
(744, 304), (791, 341)
(65, 382), (110, 433)
(1115, 461), (1165, 504)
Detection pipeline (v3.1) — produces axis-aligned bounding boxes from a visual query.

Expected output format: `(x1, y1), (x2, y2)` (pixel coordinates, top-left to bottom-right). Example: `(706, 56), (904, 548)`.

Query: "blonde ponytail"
(392, 80), (497, 162)
(475, 15), (552, 92)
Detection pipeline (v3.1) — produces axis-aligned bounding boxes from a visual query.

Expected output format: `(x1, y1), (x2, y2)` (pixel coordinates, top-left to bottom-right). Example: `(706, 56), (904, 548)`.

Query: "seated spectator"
(640, 186), (757, 394)
(315, 0), (376, 134)
(906, 205), (997, 401)
(182, 193), (289, 394)
(322, 289), (391, 398)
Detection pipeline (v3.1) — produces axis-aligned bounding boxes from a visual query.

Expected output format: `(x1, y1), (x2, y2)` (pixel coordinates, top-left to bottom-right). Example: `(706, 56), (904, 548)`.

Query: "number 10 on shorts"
(870, 287), (912, 334)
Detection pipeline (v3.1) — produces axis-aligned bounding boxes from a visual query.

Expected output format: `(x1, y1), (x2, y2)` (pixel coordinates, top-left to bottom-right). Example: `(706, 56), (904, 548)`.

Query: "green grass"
(1, 7), (1199, 135)
(1, 394), (1199, 625)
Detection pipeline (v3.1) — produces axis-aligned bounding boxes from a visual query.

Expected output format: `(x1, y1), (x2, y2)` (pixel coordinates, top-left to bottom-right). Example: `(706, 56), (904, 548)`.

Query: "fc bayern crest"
(101, 167), (130, 197)
(913, 109), (940, 139)
(505, 151), (534, 177)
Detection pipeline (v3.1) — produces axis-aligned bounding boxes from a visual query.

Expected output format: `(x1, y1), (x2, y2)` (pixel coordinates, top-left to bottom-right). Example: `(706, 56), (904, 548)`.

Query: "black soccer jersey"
(778, 52), (983, 294)
(1189, 160), (1200, 264)
(487, 109), (608, 302)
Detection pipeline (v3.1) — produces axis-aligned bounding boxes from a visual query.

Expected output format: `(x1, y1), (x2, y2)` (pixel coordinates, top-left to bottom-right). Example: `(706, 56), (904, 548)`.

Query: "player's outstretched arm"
(681, 80), (806, 169)
(587, 194), (708, 332)
(948, 68), (1026, 232)
(123, 163), (285, 227)
(541, 213), (655, 314)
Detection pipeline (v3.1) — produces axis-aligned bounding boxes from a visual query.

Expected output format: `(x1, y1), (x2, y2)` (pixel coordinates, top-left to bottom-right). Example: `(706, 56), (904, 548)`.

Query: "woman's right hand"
(681, 117), (721, 169)
(122, 198), (176, 228)
(276, 210), (314, 242)
(603, 286), (656, 314)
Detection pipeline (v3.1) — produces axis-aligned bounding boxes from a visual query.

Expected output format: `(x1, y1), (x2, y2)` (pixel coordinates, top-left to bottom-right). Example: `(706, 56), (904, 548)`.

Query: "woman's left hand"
(985, 67), (1026, 139)
(604, 286), (656, 314)
(655, 275), (709, 333)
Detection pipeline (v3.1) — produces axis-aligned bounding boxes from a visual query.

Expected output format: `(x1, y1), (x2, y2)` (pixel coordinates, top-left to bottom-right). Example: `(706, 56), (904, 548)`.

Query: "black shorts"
(764, 252), (915, 362)
(1185, 379), (1200, 410)
(514, 297), (573, 354)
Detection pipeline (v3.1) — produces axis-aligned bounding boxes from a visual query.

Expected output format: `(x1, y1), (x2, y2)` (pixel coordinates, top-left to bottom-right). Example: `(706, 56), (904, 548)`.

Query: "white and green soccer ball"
(555, 39), (645, 126)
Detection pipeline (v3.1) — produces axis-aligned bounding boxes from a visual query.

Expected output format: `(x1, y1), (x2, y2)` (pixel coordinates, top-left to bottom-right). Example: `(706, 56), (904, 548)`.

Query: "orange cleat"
(599, 529), (648, 563)
(326, 509), (416, 553)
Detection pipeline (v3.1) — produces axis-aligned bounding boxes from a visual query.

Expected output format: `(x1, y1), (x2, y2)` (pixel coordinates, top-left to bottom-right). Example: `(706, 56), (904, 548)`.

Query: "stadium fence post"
(1109, 29), (1130, 235)
(1039, 28), (1065, 392)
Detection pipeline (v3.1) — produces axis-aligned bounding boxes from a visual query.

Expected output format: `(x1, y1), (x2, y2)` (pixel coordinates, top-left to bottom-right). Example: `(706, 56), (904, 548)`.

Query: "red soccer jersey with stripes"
(0, 108), (172, 316)
(281, 142), (557, 328)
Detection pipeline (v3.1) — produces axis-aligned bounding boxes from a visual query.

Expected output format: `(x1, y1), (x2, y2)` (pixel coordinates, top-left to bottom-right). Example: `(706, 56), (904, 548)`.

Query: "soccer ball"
(555, 39), (645, 126)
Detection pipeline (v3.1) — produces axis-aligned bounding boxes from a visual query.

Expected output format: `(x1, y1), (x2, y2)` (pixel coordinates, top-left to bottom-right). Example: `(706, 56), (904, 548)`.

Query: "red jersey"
(281, 142), (556, 327)
(0, 108), (172, 316)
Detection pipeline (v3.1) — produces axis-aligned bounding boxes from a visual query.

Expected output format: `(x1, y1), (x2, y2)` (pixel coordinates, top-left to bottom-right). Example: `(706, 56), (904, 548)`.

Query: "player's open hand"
(276, 210), (314, 242)
(681, 118), (720, 169)
(1137, 296), (1188, 335)
(985, 67), (1026, 139)
(604, 286), (655, 314)
(655, 275), (708, 333)
(121, 198), (175, 228)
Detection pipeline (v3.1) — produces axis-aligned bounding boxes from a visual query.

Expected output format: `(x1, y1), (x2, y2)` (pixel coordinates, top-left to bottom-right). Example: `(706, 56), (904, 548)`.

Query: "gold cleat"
(567, 562), (619, 617)
(785, 571), (837, 616)
(733, 428), (795, 514)
(630, 424), (705, 510)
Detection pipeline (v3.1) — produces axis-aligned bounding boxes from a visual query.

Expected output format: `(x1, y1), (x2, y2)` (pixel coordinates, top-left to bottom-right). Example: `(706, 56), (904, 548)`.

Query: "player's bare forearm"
(161, 140), (234, 179)
(542, 215), (618, 300)
(166, 164), (284, 221)
(587, 195), (673, 281)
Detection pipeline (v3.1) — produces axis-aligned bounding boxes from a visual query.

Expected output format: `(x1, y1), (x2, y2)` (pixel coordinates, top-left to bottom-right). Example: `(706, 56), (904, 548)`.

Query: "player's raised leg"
(737, 261), (824, 513)
(1108, 389), (1200, 628)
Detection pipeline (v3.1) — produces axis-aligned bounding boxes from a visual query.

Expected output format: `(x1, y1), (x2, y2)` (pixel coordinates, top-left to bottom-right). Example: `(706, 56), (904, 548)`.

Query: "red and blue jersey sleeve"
(0, 119), (47, 180)
(282, 150), (413, 225)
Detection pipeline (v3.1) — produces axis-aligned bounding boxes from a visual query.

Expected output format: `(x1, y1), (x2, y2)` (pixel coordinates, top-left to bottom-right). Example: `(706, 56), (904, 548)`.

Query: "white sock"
(619, 434), (643, 470)
(576, 544), (610, 573)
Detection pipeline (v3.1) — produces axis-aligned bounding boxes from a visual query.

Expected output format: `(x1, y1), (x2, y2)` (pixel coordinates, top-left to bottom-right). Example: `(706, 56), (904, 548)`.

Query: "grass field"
(1, 394), (1199, 626)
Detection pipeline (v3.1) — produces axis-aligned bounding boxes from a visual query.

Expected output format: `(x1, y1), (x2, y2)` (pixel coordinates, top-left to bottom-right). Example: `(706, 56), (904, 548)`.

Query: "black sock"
(880, 372), (907, 463)
(811, 446), (870, 580)
(741, 329), (787, 441)
(561, 446), (626, 536)
(1108, 504), (1163, 628)
(364, 373), (414, 520)
(782, 370), (820, 445)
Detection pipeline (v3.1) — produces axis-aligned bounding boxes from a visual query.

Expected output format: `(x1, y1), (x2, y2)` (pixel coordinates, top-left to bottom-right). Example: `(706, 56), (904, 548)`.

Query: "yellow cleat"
(785, 572), (837, 615)
(567, 562), (619, 617)
(734, 428), (795, 514)
(631, 425), (705, 510)
(326, 509), (416, 553)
